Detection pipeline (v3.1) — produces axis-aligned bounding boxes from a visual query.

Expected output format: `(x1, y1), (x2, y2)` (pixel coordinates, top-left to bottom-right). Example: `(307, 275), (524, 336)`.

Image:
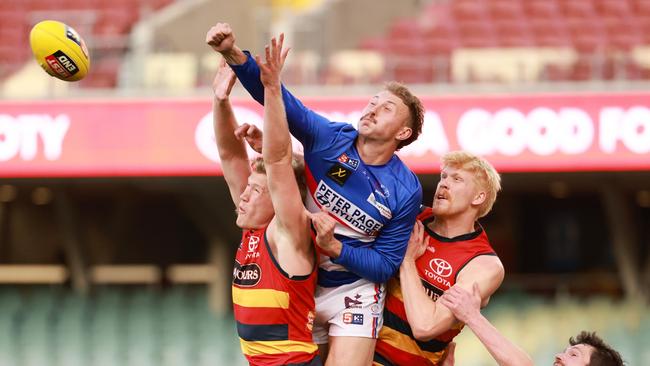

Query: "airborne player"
(212, 36), (320, 365)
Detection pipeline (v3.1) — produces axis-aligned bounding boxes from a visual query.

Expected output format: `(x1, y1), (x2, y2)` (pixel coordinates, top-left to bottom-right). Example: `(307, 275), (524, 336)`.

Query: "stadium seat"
(560, 0), (597, 17)
(524, 0), (561, 19)
(633, 0), (650, 16)
(595, 0), (633, 16)
(388, 19), (424, 39)
(457, 20), (498, 48)
(452, 0), (489, 21)
(490, 0), (525, 19)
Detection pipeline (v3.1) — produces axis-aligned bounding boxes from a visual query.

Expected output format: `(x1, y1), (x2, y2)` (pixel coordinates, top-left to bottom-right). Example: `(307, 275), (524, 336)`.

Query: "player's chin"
(430, 203), (448, 216)
(235, 214), (248, 229)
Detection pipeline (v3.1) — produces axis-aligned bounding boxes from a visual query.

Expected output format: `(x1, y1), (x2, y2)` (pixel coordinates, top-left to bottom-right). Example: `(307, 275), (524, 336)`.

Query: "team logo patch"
(45, 50), (79, 78)
(344, 293), (363, 309)
(370, 303), (382, 315)
(232, 262), (261, 287)
(337, 153), (359, 170)
(342, 313), (364, 325)
(327, 164), (352, 186)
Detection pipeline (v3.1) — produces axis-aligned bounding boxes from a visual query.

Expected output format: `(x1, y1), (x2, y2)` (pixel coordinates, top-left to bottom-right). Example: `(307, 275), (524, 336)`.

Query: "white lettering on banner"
(457, 107), (594, 156)
(0, 114), (70, 161)
(195, 107), (263, 163)
(195, 106), (302, 163)
(399, 111), (449, 157)
(600, 106), (650, 154)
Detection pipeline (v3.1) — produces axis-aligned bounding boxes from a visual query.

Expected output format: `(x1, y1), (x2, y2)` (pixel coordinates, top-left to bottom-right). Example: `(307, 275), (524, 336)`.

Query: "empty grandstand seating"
(0, 285), (245, 366)
(355, 0), (650, 84)
(0, 0), (172, 88)
(0, 286), (645, 365)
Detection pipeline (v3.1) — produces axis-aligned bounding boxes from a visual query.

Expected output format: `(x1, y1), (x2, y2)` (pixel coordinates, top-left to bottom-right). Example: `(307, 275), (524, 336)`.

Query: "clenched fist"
(206, 22), (235, 53)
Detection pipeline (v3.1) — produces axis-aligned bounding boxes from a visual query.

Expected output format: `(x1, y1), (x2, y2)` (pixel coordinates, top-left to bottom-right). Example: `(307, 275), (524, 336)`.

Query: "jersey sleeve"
(331, 185), (423, 283)
(229, 51), (340, 153)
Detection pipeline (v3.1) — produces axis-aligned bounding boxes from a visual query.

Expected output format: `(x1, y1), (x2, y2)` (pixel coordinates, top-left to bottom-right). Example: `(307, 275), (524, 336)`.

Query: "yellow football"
(29, 20), (90, 81)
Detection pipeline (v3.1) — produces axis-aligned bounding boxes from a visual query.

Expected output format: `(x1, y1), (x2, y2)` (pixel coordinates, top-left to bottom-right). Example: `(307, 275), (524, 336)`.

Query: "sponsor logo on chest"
(327, 163), (352, 186)
(337, 153), (359, 170)
(233, 261), (261, 287)
(422, 257), (453, 289)
(314, 180), (383, 237)
(245, 234), (260, 260)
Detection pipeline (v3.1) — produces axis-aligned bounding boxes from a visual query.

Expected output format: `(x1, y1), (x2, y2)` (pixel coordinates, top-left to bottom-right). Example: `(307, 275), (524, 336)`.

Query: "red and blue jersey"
(233, 228), (320, 366)
(231, 53), (422, 287)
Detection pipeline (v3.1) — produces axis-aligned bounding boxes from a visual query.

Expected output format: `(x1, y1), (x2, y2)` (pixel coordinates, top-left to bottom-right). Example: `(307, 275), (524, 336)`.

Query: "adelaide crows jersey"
(374, 207), (498, 366)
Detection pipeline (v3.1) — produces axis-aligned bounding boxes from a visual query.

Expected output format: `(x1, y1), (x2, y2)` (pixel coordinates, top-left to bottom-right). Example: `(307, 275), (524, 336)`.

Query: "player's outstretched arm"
(206, 22), (334, 151)
(212, 58), (249, 206)
(440, 283), (533, 366)
(259, 35), (311, 262)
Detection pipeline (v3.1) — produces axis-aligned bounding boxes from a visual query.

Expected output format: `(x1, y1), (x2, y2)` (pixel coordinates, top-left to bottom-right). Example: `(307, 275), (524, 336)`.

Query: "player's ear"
(396, 126), (412, 142)
(472, 191), (486, 206)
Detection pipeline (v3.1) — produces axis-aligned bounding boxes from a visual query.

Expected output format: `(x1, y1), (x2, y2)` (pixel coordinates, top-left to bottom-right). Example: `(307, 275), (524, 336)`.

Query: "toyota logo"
(429, 258), (453, 278)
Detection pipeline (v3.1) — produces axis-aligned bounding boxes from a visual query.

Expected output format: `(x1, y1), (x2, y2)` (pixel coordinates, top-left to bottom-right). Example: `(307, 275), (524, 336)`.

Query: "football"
(29, 20), (90, 81)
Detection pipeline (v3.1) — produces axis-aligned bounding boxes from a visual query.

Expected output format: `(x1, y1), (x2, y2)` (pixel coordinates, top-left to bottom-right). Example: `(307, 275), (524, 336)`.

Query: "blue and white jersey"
(231, 52), (422, 287)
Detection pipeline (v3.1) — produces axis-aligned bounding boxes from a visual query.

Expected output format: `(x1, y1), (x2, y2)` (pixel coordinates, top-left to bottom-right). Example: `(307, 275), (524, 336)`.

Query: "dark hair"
(384, 81), (424, 150)
(570, 331), (624, 366)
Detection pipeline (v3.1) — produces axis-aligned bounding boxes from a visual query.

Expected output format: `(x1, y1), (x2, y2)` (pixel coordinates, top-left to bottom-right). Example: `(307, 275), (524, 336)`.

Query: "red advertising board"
(1, 92), (649, 177)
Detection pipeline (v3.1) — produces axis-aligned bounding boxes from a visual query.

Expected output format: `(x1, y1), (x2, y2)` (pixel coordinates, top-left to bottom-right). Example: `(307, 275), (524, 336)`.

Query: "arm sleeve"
(331, 187), (423, 283)
(229, 51), (335, 152)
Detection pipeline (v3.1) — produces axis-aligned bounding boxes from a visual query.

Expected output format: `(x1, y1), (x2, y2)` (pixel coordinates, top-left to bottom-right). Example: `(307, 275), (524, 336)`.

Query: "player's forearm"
(262, 86), (292, 165)
(222, 45), (248, 65)
(213, 97), (247, 161)
(399, 259), (446, 340)
(333, 245), (396, 283)
(465, 313), (534, 366)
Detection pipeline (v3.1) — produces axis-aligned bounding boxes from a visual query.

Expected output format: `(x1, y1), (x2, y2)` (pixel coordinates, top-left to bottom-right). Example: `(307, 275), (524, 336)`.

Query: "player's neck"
(430, 215), (476, 239)
(355, 138), (396, 165)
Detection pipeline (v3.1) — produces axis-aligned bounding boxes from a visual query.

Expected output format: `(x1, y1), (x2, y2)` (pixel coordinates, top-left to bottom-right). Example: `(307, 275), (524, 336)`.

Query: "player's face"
(236, 172), (274, 229)
(431, 166), (481, 218)
(358, 91), (410, 145)
(553, 344), (594, 366)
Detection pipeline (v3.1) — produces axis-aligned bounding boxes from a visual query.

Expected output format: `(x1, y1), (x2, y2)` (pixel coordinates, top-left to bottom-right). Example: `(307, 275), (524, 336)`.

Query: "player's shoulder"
(386, 155), (422, 194)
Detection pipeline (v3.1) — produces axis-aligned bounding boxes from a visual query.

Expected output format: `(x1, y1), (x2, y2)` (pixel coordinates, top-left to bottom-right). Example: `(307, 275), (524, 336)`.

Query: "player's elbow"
(411, 325), (436, 342)
(371, 271), (392, 284)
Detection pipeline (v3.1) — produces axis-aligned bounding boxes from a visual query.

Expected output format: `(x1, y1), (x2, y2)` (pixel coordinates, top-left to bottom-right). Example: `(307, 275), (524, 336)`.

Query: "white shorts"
(312, 279), (386, 344)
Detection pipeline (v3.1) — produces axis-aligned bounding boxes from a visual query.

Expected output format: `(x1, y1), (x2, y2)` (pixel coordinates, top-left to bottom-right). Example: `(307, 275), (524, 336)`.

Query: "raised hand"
(255, 33), (290, 89)
(234, 123), (263, 154)
(206, 22), (236, 54)
(404, 220), (427, 261)
(212, 58), (236, 101)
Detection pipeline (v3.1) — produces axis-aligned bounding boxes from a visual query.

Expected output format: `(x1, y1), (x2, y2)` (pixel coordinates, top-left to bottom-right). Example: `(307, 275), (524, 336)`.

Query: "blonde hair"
(441, 151), (501, 218)
(250, 154), (307, 202)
